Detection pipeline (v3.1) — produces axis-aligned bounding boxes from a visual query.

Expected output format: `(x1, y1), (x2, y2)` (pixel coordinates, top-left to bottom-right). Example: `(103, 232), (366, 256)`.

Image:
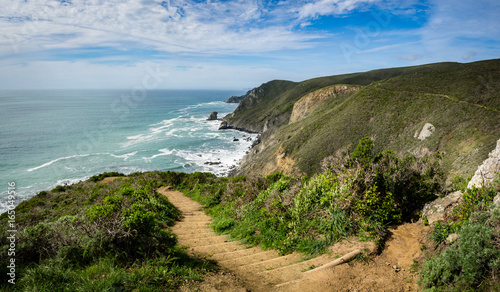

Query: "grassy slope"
(233, 59), (500, 180)
(224, 61), (480, 133)
(0, 172), (216, 291)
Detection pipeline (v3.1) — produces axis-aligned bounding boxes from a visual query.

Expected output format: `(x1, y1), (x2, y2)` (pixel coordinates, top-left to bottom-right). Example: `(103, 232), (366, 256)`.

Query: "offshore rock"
(207, 111), (218, 120)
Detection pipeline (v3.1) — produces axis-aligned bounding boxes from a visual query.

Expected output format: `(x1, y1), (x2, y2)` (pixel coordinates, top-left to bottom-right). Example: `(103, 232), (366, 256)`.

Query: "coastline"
(0, 92), (249, 215)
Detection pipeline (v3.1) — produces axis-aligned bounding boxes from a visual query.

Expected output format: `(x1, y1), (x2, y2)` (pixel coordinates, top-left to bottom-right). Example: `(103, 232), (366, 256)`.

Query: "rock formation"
(207, 112), (218, 120)
(289, 85), (360, 124)
(468, 138), (500, 189)
(420, 191), (462, 224)
(421, 138), (500, 224)
(415, 123), (436, 140)
(226, 95), (246, 103)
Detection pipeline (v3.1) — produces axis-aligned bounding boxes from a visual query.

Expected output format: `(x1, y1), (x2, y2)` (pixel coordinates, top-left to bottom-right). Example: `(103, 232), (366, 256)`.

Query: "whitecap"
(27, 154), (90, 172)
(178, 101), (226, 112)
(142, 148), (174, 162)
(56, 177), (88, 186)
(109, 151), (138, 161)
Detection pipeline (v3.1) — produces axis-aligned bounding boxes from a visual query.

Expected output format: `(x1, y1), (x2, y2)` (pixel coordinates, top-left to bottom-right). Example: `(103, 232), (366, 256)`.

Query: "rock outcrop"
(289, 85), (360, 124)
(218, 121), (259, 133)
(415, 123), (436, 140)
(468, 138), (500, 189)
(226, 95), (246, 103)
(420, 191), (462, 225)
(207, 111), (218, 120)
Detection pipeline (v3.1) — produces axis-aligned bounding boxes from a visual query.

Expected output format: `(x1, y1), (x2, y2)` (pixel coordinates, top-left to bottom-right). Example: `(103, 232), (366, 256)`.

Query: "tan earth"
(101, 176), (126, 183)
(158, 187), (429, 292)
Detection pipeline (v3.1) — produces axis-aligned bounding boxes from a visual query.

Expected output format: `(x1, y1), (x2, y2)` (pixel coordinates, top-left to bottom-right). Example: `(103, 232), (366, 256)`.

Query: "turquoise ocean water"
(0, 90), (256, 213)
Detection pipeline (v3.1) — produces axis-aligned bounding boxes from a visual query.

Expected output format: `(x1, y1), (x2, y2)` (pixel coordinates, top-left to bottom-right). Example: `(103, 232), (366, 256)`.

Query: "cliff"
(226, 95), (245, 103)
(289, 85), (361, 124)
(226, 59), (500, 181)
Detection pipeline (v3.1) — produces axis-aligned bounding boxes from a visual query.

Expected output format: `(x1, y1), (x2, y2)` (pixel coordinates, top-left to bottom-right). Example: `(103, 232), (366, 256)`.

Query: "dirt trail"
(159, 187), (427, 291)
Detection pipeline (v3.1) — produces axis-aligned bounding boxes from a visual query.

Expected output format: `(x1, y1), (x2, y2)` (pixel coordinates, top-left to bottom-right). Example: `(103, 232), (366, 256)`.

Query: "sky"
(0, 0), (499, 90)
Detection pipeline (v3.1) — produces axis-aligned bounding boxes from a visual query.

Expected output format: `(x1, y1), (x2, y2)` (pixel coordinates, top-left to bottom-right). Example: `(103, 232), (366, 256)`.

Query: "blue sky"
(0, 0), (499, 90)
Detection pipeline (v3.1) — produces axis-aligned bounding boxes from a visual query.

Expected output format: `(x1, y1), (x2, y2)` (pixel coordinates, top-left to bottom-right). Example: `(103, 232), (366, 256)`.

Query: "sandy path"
(159, 187), (426, 291)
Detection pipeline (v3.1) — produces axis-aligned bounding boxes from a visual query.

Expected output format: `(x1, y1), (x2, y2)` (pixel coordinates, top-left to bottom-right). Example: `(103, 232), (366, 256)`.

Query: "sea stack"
(207, 111), (218, 120)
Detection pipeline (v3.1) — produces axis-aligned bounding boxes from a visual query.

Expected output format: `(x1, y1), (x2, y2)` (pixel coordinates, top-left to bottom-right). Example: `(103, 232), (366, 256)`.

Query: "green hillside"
(228, 59), (500, 180)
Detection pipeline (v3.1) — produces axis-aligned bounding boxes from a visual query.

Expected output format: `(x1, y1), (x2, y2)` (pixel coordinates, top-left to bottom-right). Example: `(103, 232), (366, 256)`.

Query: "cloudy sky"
(0, 0), (499, 90)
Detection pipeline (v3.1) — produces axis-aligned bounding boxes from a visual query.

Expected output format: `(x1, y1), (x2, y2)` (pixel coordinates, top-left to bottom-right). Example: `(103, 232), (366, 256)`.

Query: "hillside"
(2, 59), (499, 291)
(226, 59), (500, 181)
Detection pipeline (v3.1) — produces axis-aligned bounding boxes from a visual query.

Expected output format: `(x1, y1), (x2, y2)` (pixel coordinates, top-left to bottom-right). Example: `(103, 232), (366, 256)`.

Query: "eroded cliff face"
(236, 131), (301, 177)
(289, 85), (360, 124)
(235, 85), (361, 176)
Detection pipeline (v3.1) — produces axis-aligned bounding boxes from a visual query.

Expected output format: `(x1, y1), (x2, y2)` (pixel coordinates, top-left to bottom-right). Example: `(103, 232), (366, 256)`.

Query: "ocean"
(0, 89), (257, 214)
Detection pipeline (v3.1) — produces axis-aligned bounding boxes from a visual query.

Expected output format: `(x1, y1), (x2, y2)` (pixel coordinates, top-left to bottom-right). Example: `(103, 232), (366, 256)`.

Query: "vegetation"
(418, 174), (500, 291)
(0, 172), (215, 291)
(0, 147), (496, 290)
(2, 59), (500, 290)
(181, 137), (444, 254)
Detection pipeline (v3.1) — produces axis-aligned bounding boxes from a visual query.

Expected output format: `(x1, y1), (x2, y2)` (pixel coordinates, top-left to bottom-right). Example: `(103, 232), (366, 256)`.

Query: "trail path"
(158, 187), (427, 291)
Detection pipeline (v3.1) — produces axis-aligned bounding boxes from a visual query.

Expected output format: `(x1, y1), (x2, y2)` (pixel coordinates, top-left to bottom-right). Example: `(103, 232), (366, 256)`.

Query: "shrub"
(419, 205), (500, 291)
(183, 137), (444, 255)
(324, 137), (443, 224)
(122, 204), (156, 236)
(454, 186), (496, 222)
(430, 222), (453, 247)
(350, 136), (375, 167)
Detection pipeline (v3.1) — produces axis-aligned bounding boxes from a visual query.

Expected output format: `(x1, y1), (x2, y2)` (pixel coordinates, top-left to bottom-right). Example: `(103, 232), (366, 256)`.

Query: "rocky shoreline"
(207, 110), (261, 177)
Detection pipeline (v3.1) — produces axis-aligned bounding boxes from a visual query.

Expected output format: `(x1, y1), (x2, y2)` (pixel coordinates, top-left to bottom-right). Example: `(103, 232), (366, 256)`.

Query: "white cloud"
(0, 0), (321, 57)
(296, 0), (379, 19)
(420, 0), (500, 43)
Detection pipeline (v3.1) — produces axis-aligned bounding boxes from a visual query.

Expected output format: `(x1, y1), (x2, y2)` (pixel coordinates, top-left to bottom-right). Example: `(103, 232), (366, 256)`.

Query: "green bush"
(419, 205), (500, 291)
(0, 174), (209, 291)
(182, 137), (444, 255)
(430, 222), (453, 247)
(122, 204), (156, 236)
(350, 136), (375, 167)
(455, 186), (496, 222)
(324, 137), (443, 224)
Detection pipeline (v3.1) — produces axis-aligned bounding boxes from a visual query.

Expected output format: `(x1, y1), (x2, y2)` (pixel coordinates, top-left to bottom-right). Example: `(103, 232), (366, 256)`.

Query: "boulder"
(420, 191), (462, 225)
(446, 233), (459, 244)
(415, 123), (436, 140)
(207, 111), (218, 120)
(468, 139), (500, 189)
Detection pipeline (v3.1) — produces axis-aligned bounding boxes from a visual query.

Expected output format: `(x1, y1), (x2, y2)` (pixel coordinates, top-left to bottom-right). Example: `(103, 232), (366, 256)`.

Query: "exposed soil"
(158, 187), (429, 291)
(101, 176), (126, 183)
